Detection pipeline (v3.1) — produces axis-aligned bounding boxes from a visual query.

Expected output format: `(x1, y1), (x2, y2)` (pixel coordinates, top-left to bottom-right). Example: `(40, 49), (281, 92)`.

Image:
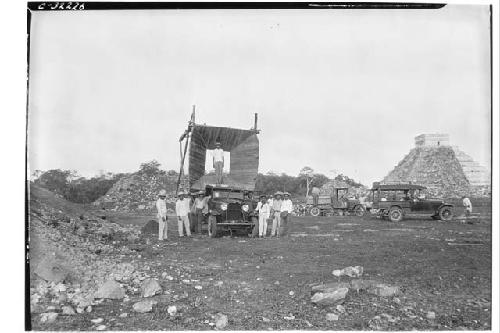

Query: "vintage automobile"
(370, 183), (454, 222)
(307, 187), (366, 217)
(202, 185), (259, 237)
(177, 110), (261, 237)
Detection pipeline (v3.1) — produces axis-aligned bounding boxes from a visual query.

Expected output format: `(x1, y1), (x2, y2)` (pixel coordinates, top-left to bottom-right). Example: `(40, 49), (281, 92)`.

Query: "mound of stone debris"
(29, 184), (142, 317)
(93, 170), (189, 213)
(320, 179), (369, 198)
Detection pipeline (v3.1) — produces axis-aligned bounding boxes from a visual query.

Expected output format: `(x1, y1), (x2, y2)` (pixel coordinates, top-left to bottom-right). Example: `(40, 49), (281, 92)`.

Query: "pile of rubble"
(383, 146), (490, 198)
(93, 170), (188, 212)
(29, 184), (142, 319)
(320, 179), (369, 198)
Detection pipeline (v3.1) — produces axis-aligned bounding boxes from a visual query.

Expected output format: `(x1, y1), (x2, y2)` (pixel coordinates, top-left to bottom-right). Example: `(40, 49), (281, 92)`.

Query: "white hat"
(158, 189), (167, 196)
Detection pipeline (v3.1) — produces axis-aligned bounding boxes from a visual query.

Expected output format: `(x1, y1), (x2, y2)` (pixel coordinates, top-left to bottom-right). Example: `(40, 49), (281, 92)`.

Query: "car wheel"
(438, 206), (453, 221)
(251, 217), (259, 237)
(388, 207), (403, 222)
(354, 205), (365, 217)
(208, 216), (218, 238)
(310, 207), (321, 217)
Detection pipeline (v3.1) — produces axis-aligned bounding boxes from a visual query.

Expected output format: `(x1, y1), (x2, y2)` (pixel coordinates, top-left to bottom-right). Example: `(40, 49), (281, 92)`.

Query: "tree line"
(31, 161), (364, 204)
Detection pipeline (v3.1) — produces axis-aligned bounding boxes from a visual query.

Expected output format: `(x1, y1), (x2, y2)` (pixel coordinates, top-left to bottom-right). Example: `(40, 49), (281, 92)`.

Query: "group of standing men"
(155, 190), (211, 240)
(255, 191), (293, 238)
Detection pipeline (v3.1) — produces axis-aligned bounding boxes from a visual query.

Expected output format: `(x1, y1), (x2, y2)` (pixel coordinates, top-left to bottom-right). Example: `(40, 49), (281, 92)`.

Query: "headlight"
(220, 203), (228, 211)
(242, 204), (249, 212)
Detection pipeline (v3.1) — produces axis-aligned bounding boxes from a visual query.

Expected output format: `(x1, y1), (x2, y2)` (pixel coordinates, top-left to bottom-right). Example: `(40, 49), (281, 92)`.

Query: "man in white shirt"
(175, 191), (192, 237)
(255, 195), (271, 238)
(213, 142), (224, 184)
(280, 192), (294, 236)
(462, 195), (472, 217)
(270, 192), (283, 237)
(156, 189), (168, 240)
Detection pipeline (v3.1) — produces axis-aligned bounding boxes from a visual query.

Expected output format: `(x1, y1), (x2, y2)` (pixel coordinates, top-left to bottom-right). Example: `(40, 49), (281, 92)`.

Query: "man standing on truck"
(156, 189), (168, 241)
(176, 191), (192, 237)
(213, 142), (224, 184)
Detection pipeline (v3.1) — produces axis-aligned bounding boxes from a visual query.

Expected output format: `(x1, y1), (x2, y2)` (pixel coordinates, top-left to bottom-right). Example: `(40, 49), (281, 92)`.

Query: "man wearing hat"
(462, 195), (472, 217)
(213, 142), (224, 184)
(256, 194), (271, 238)
(175, 191), (192, 237)
(193, 190), (210, 234)
(156, 189), (168, 241)
(280, 192), (294, 236)
(270, 191), (283, 237)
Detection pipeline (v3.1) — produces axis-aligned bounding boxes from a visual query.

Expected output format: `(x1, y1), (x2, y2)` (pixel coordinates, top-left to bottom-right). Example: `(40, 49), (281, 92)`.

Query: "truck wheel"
(438, 206), (453, 221)
(353, 205), (365, 217)
(208, 216), (218, 238)
(310, 207), (321, 217)
(389, 207), (403, 222)
(251, 217), (259, 237)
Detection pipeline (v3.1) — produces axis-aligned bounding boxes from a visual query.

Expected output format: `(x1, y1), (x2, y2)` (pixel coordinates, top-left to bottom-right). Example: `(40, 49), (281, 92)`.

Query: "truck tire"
(353, 205), (366, 217)
(438, 206), (453, 221)
(208, 216), (218, 238)
(310, 207), (321, 217)
(251, 217), (259, 237)
(389, 207), (403, 222)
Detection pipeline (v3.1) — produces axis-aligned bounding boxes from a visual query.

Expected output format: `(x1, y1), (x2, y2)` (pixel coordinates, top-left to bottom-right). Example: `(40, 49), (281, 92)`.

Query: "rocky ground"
(29, 185), (492, 331)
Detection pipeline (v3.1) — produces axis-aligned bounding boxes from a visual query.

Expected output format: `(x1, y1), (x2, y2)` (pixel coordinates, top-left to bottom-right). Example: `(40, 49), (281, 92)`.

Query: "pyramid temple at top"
(382, 134), (491, 198)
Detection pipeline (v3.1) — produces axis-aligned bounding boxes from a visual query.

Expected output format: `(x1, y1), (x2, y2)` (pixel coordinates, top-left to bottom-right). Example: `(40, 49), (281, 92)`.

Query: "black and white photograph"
(24, 1), (497, 331)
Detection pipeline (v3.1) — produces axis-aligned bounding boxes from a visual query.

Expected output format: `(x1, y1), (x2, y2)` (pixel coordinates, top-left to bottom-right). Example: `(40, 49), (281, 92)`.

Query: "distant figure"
(462, 195), (472, 217)
(156, 190), (168, 241)
(270, 191), (283, 237)
(175, 191), (191, 237)
(280, 192), (294, 236)
(213, 142), (224, 184)
(256, 195), (271, 238)
(311, 186), (320, 206)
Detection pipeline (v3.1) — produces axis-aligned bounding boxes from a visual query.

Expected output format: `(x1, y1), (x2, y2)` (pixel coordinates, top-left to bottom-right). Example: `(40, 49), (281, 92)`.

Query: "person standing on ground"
(156, 190), (168, 241)
(311, 186), (320, 206)
(280, 192), (294, 236)
(213, 142), (224, 184)
(256, 195), (271, 238)
(270, 192), (283, 237)
(193, 191), (207, 234)
(175, 191), (192, 237)
(462, 195), (472, 217)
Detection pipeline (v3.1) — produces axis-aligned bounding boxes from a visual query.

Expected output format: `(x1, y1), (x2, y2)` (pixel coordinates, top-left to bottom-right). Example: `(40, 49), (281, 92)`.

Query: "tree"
(139, 160), (162, 176)
(34, 169), (76, 197)
(299, 166), (315, 197)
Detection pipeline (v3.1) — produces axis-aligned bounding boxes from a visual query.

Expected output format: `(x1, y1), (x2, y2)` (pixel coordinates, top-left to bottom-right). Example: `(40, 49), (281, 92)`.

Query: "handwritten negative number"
(38, 3), (85, 10)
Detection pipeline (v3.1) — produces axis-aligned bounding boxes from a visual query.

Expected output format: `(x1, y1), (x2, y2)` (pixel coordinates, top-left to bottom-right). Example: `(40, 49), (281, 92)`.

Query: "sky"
(28, 5), (492, 186)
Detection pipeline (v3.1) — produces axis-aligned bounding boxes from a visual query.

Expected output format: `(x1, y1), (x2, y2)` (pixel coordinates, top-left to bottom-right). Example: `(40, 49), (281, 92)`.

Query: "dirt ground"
(33, 208), (492, 331)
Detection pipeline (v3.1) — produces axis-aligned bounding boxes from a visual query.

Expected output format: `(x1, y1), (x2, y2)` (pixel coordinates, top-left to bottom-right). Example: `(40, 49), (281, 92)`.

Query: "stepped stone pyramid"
(382, 134), (491, 198)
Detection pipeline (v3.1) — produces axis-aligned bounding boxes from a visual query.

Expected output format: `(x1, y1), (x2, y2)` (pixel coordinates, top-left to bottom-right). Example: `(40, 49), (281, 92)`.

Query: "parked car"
(307, 187), (366, 217)
(203, 185), (258, 237)
(370, 183), (454, 222)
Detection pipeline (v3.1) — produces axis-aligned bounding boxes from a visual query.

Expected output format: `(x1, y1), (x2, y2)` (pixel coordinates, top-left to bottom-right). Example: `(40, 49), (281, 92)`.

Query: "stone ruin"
(382, 134), (490, 198)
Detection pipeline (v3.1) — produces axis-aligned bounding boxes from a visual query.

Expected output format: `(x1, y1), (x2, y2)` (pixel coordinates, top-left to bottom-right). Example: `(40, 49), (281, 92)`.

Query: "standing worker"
(462, 195), (472, 217)
(280, 192), (294, 236)
(256, 195), (271, 238)
(175, 191), (192, 237)
(156, 190), (168, 241)
(193, 191), (207, 234)
(270, 191), (283, 237)
(311, 185), (320, 206)
(213, 142), (224, 184)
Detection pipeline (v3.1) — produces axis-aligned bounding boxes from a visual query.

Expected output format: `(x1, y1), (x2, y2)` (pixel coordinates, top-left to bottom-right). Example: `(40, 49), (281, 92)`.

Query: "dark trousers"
(195, 208), (204, 233)
(313, 194), (319, 206)
(280, 213), (291, 236)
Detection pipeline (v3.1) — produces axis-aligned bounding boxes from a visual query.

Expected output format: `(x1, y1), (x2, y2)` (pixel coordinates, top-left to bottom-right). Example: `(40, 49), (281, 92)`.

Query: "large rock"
(332, 266), (363, 278)
(141, 279), (163, 298)
(311, 287), (349, 305)
(368, 284), (400, 297)
(94, 280), (125, 299)
(312, 282), (350, 294)
(40, 312), (58, 324)
(34, 256), (70, 283)
(133, 300), (157, 313)
(215, 313), (228, 329)
(350, 279), (379, 292)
